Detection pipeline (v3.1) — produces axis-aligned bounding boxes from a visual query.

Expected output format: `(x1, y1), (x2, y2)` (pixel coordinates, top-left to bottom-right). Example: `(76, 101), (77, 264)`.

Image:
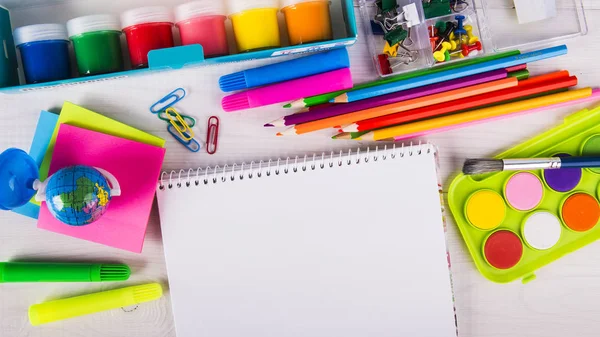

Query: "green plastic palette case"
(448, 105), (600, 283)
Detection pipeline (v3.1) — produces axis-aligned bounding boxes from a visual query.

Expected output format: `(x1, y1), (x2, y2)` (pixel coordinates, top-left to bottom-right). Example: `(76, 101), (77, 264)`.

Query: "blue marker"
(219, 48), (350, 92)
(335, 45), (568, 103)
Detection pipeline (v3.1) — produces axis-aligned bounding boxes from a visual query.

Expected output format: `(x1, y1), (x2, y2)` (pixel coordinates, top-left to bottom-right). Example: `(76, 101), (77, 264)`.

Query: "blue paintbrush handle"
(560, 156), (600, 168)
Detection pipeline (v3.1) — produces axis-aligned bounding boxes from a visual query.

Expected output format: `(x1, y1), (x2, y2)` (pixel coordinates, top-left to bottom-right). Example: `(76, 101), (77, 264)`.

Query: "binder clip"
(150, 88), (186, 114)
(206, 116), (220, 155)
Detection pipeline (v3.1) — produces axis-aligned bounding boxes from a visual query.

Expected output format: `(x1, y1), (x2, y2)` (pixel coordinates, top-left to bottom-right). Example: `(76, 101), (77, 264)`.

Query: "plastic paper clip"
(165, 107), (195, 141)
(158, 110), (196, 128)
(206, 116), (220, 155)
(150, 88), (186, 114)
(167, 125), (201, 153)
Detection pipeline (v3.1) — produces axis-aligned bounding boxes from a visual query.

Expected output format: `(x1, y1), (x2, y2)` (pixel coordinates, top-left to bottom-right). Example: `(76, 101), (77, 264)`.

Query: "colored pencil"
(342, 71), (574, 133)
(392, 89), (600, 141)
(282, 50), (522, 109)
(505, 64), (527, 72)
(333, 45), (567, 103)
(267, 69), (508, 128)
(508, 69), (529, 80)
(276, 77), (517, 136)
(332, 132), (369, 140)
(355, 88), (592, 141)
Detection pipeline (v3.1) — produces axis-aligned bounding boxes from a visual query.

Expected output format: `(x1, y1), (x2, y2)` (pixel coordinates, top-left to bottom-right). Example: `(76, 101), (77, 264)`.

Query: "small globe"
(44, 166), (113, 226)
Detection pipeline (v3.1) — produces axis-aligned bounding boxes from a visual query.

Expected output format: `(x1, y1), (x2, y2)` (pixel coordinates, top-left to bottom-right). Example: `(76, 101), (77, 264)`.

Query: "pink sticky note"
(37, 124), (166, 253)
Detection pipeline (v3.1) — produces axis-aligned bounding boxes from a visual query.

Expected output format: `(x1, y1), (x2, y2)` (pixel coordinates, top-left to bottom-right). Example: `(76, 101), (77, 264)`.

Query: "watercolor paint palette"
(448, 105), (600, 283)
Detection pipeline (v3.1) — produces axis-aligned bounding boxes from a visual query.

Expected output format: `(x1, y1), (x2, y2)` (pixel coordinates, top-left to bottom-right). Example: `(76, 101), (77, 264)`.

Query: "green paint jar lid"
(67, 14), (121, 38)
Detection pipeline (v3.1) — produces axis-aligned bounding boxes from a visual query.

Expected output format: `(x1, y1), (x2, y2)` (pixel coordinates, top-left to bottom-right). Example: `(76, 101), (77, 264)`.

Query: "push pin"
(461, 41), (483, 56)
(434, 21), (456, 51)
(429, 26), (439, 50)
(433, 41), (452, 62)
(454, 15), (467, 43)
(464, 25), (479, 45)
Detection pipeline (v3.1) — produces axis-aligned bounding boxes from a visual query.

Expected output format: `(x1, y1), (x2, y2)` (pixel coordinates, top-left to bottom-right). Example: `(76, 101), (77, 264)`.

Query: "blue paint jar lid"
(0, 148), (39, 211)
(67, 14), (121, 37)
(13, 23), (68, 46)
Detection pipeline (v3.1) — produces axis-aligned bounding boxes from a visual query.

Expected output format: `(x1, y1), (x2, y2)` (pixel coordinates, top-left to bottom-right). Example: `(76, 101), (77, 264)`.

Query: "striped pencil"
(276, 77), (518, 136)
(282, 50), (522, 109)
(341, 71), (574, 133)
(356, 88), (593, 141)
(333, 45), (567, 103)
(267, 69), (508, 128)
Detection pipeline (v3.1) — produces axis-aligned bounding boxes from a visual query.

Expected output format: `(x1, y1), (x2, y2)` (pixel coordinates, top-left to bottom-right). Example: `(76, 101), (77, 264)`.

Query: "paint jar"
(281, 0), (332, 45)
(228, 0), (280, 52)
(175, 1), (229, 58)
(67, 15), (124, 76)
(121, 6), (174, 69)
(13, 24), (70, 84)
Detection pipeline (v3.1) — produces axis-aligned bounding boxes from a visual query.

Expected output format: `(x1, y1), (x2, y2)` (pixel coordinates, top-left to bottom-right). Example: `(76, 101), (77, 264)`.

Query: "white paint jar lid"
(175, 1), (227, 23)
(13, 24), (68, 46)
(227, 0), (280, 15)
(121, 6), (173, 29)
(67, 14), (121, 37)
(281, 0), (329, 9)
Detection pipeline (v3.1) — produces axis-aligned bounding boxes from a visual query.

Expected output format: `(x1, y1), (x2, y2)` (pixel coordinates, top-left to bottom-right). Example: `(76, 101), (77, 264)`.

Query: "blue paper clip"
(167, 125), (201, 153)
(150, 88), (186, 114)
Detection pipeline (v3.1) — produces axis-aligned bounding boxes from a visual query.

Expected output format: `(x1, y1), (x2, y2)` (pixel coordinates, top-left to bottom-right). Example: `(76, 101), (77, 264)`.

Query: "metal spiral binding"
(158, 143), (433, 190)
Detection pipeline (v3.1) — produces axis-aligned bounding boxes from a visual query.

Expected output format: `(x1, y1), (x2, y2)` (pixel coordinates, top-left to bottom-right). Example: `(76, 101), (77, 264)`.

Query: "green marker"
(284, 50), (522, 109)
(0, 262), (130, 282)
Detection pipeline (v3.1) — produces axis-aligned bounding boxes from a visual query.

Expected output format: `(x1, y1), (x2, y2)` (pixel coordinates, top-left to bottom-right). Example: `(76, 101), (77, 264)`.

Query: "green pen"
(0, 262), (130, 282)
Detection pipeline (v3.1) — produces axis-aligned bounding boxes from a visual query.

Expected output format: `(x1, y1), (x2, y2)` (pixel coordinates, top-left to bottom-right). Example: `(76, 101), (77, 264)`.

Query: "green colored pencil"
(284, 50), (522, 109)
(332, 131), (369, 140)
(508, 69), (530, 81)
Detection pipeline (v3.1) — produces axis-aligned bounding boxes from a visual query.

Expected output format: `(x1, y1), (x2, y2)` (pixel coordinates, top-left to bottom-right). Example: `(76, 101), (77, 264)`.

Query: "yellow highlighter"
(29, 283), (163, 326)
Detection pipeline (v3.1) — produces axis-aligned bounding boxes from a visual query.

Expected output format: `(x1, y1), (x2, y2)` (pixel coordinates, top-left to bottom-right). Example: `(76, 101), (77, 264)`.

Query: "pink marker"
(394, 89), (600, 141)
(222, 68), (353, 112)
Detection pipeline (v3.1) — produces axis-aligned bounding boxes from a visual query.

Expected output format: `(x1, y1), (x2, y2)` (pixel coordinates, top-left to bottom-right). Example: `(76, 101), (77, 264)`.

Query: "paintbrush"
(463, 156), (600, 175)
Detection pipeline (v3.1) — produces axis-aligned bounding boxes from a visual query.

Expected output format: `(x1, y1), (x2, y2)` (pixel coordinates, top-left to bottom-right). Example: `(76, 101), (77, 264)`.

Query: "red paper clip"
(206, 116), (220, 155)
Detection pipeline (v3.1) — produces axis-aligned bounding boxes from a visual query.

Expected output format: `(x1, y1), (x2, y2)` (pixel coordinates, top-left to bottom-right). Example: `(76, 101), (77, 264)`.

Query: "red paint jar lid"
(484, 230), (523, 269)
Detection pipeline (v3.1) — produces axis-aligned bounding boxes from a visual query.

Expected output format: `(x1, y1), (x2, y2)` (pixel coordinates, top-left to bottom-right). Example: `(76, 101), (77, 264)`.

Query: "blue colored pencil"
(332, 45), (568, 103)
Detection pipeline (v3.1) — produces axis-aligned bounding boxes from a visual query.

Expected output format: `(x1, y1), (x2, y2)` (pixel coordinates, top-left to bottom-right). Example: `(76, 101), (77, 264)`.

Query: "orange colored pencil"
(277, 77), (518, 136)
(342, 71), (575, 132)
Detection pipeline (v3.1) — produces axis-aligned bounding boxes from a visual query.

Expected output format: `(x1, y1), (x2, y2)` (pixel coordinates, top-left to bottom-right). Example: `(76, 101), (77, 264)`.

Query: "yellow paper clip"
(165, 107), (195, 141)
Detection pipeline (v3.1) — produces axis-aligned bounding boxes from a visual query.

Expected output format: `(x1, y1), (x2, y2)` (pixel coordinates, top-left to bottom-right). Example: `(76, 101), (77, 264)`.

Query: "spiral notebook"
(156, 144), (457, 337)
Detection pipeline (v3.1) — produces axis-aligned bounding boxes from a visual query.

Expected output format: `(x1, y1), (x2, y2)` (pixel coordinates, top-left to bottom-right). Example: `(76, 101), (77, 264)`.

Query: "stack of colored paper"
(14, 102), (165, 253)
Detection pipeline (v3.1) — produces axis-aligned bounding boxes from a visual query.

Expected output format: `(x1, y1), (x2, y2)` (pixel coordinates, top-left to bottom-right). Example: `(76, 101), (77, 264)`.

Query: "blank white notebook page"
(157, 145), (456, 337)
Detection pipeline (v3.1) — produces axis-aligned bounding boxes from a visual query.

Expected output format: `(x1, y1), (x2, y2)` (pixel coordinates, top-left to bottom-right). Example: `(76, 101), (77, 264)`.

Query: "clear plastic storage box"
(359, 0), (588, 77)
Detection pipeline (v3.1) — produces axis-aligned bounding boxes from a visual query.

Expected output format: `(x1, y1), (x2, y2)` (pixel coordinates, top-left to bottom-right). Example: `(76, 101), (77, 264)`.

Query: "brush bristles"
(463, 159), (504, 175)
(219, 72), (248, 92)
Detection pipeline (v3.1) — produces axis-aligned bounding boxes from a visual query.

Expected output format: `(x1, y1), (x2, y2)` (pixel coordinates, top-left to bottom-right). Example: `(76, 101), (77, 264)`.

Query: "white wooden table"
(2, 4), (600, 337)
